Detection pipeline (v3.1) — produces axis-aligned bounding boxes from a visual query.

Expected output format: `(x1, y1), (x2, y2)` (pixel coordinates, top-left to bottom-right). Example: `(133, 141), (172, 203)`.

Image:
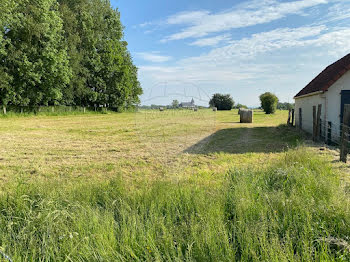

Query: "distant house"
(179, 98), (195, 109)
(294, 53), (350, 142)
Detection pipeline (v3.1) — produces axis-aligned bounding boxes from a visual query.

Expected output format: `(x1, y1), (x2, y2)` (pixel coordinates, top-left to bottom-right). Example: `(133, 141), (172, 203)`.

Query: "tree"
(209, 94), (234, 110)
(0, 0), (17, 113)
(57, 0), (84, 105)
(0, 0), (142, 112)
(259, 92), (279, 114)
(4, 0), (71, 107)
(234, 103), (248, 109)
(277, 102), (294, 110)
(58, 0), (142, 110)
(172, 100), (179, 108)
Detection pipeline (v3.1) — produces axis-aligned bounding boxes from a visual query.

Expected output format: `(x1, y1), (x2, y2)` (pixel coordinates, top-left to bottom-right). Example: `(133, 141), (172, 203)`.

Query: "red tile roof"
(295, 53), (350, 98)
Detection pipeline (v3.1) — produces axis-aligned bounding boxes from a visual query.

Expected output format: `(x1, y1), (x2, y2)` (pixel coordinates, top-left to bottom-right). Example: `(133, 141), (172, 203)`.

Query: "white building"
(294, 53), (350, 142)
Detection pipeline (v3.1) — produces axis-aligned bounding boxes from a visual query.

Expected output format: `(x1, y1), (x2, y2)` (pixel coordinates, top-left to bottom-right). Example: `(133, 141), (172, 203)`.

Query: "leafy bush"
(209, 94), (234, 110)
(260, 92), (279, 114)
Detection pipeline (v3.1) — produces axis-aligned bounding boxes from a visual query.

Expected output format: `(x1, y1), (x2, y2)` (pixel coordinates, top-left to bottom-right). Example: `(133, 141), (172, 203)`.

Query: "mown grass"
(0, 109), (349, 261)
(0, 109), (296, 183)
(0, 150), (349, 261)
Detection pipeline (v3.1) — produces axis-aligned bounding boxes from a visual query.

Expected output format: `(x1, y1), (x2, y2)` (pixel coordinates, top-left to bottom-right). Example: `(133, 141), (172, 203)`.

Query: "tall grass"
(0, 149), (349, 261)
(0, 106), (113, 118)
(225, 151), (350, 261)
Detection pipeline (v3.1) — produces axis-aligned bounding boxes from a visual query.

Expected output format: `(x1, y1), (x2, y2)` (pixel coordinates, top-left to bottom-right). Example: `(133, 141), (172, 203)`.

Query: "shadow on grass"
(185, 125), (303, 154)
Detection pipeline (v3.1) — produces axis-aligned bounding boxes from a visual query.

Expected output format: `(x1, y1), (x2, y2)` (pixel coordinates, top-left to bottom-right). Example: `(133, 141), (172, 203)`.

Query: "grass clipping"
(0, 149), (349, 261)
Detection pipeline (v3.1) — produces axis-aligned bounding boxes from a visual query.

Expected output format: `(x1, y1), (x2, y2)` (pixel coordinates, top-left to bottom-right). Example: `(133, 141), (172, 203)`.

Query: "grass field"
(0, 109), (349, 261)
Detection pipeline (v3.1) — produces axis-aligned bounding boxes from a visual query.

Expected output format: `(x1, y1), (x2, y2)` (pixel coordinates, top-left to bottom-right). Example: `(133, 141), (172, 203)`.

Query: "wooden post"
(313, 106), (317, 141)
(2, 106), (6, 115)
(316, 104), (322, 141)
(340, 104), (350, 163)
(291, 109), (295, 127)
(83, 107), (86, 113)
(287, 109), (291, 125)
(327, 121), (332, 145)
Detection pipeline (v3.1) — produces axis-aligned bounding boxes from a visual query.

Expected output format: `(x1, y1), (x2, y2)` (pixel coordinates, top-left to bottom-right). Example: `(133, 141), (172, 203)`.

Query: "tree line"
(0, 0), (142, 113)
(209, 94), (248, 111)
(209, 92), (293, 114)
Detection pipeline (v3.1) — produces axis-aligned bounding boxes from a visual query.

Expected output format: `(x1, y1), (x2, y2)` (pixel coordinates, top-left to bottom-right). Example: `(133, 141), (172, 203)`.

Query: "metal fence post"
(340, 104), (350, 163)
(313, 106), (317, 141)
(316, 104), (322, 141)
(327, 121), (332, 145)
(287, 109), (291, 125)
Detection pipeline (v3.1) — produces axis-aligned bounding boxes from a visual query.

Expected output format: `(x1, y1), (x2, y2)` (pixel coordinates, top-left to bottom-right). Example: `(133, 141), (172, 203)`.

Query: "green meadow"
(0, 110), (349, 261)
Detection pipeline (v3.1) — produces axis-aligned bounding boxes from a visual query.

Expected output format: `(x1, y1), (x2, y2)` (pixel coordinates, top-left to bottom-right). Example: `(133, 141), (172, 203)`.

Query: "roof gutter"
(294, 90), (324, 100)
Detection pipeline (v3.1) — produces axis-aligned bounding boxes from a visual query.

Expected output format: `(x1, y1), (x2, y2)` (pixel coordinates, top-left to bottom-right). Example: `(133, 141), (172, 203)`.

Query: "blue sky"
(111, 0), (350, 107)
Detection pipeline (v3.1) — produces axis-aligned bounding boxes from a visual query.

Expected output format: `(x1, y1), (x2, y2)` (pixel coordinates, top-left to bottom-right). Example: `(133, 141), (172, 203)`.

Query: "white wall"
(325, 70), (350, 136)
(294, 70), (350, 142)
(295, 93), (325, 135)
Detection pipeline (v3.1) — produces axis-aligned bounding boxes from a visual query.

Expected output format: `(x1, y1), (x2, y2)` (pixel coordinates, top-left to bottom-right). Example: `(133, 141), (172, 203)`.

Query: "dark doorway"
(341, 90), (350, 123)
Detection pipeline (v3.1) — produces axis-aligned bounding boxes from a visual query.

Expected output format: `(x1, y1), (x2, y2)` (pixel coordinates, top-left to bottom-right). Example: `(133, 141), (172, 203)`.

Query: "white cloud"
(138, 25), (350, 106)
(139, 22), (153, 28)
(136, 52), (172, 63)
(141, 26), (350, 79)
(324, 1), (350, 23)
(189, 34), (231, 47)
(135, 0), (350, 106)
(179, 26), (328, 68)
(138, 66), (179, 74)
(194, 26), (328, 63)
(142, 25), (350, 80)
(161, 0), (327, 42)
(314, 28), (350, 55)
(166, 10), (210, 25)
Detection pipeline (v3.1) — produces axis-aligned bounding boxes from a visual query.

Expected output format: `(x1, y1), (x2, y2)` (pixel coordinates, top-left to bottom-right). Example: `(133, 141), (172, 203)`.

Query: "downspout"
(321, 93), (327, 139)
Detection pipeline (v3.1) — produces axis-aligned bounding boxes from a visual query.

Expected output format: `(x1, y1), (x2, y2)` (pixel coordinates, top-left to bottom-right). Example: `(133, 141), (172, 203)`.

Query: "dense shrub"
(260, 92), (279, 114)
(209, 93), (234, 110)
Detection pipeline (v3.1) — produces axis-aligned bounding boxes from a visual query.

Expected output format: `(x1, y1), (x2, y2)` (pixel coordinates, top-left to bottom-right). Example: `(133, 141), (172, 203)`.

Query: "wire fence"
(295, 114), (350, 163)
(300, 121), (350, 147)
